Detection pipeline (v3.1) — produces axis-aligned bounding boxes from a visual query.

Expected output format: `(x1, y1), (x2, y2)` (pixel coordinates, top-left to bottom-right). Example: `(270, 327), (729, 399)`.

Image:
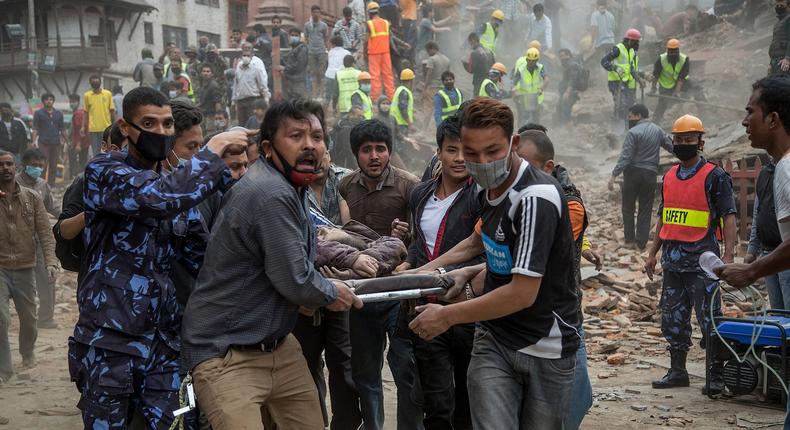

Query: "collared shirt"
(325, 47), (352, 79)
(32, 108), (64, 146)
(590, 9), (616, 48)
(307, 164), (351, 225)
(0, 182), (56, 270)
(433, 87), (461, 126)
(333, 18), (363, 51)
(83, 89), (115, 133)
(525, 14), (553, 49)
(74, 147), (231, 359)
(233, 56), (270, 101)
(612, 119), (673, 177)
(71, 108), (89, 151)
(181, 159), (337, 371)
(305, 19), (330, 55)
(339, 165), (418, 238)
(16, 171), (59, 216)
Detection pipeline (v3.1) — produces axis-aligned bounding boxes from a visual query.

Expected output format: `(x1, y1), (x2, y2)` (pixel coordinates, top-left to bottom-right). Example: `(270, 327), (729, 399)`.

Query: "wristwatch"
(436, 267), (446, 275)
(465, 282), (473, 300)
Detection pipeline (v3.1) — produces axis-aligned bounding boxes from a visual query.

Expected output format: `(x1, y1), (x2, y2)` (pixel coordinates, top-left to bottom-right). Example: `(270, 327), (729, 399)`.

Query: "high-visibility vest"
(478, 78), (498, 98)
(658, 53), (688, 90)
(514, 63), (544, 104)
(336, 67), (361, 113)
(437, 87), (462, 120)
(659, 162), (719, 243)
(390, 85), (414, 125)
(164, 61), (195, 101)
(352, 89), (373, 119)
(367, 18), (390, 55)
(479, 22), (497, 55)
(607, 43), (638, 90)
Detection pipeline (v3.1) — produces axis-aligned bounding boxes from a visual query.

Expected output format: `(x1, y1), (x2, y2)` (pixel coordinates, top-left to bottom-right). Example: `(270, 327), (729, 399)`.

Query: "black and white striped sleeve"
(511, 186), (562, 278)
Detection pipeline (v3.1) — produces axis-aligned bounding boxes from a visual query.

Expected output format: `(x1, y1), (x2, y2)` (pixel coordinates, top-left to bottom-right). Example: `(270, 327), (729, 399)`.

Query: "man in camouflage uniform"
(68, 87), (248, 429)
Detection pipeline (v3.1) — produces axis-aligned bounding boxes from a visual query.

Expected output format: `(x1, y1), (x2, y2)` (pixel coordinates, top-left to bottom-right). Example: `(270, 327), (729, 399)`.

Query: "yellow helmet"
(526, 47), (540, 61)
(367, 1), (380, 11)
(528, 40), (542, 50)
(358, 71), (372, 81)
(400, 68), (415, 81)
(672, 114), (705, 134)
(491, 10), (505, 21)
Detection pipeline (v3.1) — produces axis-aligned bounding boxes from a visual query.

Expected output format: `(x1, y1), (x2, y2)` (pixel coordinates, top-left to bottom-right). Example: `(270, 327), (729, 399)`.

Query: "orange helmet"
(672, 114), (705, 134)
(358, 71), (372, 81)
(666, 38), (681, 49)
(490, 62), (507, 75)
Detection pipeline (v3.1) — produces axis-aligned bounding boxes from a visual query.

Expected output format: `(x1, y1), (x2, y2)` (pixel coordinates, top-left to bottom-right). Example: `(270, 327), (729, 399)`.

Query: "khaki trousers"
(191, 334), (324, 430)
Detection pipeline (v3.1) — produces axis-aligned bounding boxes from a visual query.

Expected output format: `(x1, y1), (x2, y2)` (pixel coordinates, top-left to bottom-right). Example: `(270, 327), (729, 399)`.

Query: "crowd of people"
(1, 1), (790, 430)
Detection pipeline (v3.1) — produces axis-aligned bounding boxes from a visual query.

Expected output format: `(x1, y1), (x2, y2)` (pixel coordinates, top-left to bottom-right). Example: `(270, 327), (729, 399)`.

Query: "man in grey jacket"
(181, 99), (362, 429)
(608, 104), (673, 249)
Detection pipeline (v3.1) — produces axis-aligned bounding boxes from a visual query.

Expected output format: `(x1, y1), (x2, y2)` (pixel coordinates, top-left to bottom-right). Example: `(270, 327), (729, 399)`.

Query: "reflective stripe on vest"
(390, 86), (414, 125)
(437, 88), (462, 120)
(336, 68), (361, 113)
(607, 43), (638, 90)
(480, 23), (497, 55)
(367, 18), (390, 55)
(659, 162), (717, 243)
(352, 89), (373, 119)
(164, 62), (195, 100)
(658, 53), (687, 90)
(479, 78), (496, 97)
(514, 63), (544, 104)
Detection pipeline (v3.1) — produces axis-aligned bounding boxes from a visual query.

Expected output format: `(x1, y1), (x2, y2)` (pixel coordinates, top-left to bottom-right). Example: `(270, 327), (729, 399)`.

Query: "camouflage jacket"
(74, 147), (230, 358)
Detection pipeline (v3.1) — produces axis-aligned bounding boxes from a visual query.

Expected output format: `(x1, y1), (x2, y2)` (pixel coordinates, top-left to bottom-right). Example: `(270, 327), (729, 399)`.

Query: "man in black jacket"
(0, 103), (29, 158)
(395, 117), (483, 429)
(282, 28), (309, 100)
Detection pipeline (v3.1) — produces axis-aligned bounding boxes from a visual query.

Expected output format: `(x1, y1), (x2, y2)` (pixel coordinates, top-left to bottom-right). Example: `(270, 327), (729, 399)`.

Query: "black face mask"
(673, 144), (699, 161)
(777, 5), (788, 17)
(628, 119), (640, 129)
(668, 54), (680, 62)
(127, 121), (174, 162)
(632, 41), (640, 51)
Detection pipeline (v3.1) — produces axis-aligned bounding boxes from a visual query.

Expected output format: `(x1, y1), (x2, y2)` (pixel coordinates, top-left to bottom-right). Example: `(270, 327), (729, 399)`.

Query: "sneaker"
(21, 354), (36, 369)
(38, 320), (59, 329)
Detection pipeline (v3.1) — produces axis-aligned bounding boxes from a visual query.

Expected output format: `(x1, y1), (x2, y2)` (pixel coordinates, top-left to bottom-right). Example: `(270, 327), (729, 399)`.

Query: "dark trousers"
(412, 323), (474, 430)
(39, 143), (61, 185)
(556, 91), (579, 122)
(235, 96), (261, 127)
(34, 246), (55, 324)
(0, 268), (37, 380)
(621, 166), (656, 247)
(292, 310), (362, 430)
(660, 270), (722, 352)
(68, 145), (89, 179)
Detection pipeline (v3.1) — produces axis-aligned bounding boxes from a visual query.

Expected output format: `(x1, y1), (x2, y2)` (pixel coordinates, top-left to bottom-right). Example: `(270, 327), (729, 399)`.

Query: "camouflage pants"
(660, 270), (722, 352)
(68, 337), (188, 430)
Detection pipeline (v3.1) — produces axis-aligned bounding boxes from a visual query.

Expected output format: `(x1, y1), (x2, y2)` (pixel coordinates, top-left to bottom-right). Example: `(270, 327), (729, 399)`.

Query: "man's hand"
(714, 264), (758, 289)
(607, 175), (615, 191)
(327, 281), (363, 311)
(644, 253), (657, 281)
(582, 249), (603, 271)
(206, 129), (255, 157)
(352, 254), (379, 278)
(0, 190), (5, 198)
(744, 253), (757, 264)
(394, 262), (412, 273)
(46, 265), (58, 282)
(409, 304), (451, 340)
(722, 250), (735, 265)
(299, 306), (316, 317)
(319, 266), (354, 280)
(781, 57), (790, 72)
(390, 218), (409, 240)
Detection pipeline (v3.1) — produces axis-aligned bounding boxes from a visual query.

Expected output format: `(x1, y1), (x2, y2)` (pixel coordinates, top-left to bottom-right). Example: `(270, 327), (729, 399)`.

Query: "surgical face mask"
(465, 147), (513, 190)
(360, 83), (371, 93)
(290, 36), (300, 45)
(25, 165), (43, 179)
(215, 119), (227, 129)
(127, 121), (174, 161)
(168, 90), (178, 98)
(672, 144), (699, 161)
(241, 55), (252, 65)
(70, 102), (79, 110)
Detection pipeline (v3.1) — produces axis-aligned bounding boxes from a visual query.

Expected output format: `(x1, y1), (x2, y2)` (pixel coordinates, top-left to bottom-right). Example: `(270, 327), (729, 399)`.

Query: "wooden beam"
(49, 73), (65, 94)
(72, 71), (84, 95)
(0, 80), (14, 100)
(128, 11), (143, 42)
(115, 14), (128, 42)
(78, 2), (85, 49)
(11, 76), (26, 96)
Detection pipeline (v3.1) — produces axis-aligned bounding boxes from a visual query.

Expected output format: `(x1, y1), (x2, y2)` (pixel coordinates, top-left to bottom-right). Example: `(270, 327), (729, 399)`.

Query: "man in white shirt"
(525, 3), (553, 51)
(325, 35), (352, 114)
(233, 42), (270, 126)
(590, 0), (615, 50)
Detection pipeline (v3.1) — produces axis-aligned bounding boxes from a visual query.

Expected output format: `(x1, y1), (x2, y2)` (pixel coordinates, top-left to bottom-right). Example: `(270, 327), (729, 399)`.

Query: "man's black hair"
(21, 148), (45, 165)
(122, 86), (170, 122)
(253, 23), (266, 32)
(343, 6), (352, 16)
(112, 85), (123, 95)
(436, 116), (461, 149)
(290, 28), (301, 36)
(331, 34), (343, 47)
(102, 124), (113, 144)
(425, 41), (439, 51)
(272, 15), (281, 22)
(41, 93), (54, 101)
(232, 28), (241, 33)
(168, 80), (183, 90)
(350, 119), (392, 156)
(311, 4), (321, 12)
(89, 74), (101, 82)
(245, 35), (256, 43)
(441, 70), (455, 80)
(0, 102), (11, 110)
(752, 76), (790, 133)
(254, 99), (268, 111)
(421, 3), (433, 17)
(533, 3), (544, 13)
(0, 149), (12, 160)
(343, 55), (356, 67)
(519, 129), (555, 164)
(558, 48), (572, 56)
(518, 122), (548, 134)
(69, 93), (80, 102)
(142, 48), (153, 59)
(110, 123), (126, 147)
(468, 32), (479, 42)
(261, 99), (326, 148)
(628, 103), (649, 119)
(171, 99), (203, 138)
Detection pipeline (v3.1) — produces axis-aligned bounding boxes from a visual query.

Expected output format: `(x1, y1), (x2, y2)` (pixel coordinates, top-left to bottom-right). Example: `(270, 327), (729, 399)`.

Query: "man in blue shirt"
(32, 93), (66, 185)
(434, 71), (463, 128)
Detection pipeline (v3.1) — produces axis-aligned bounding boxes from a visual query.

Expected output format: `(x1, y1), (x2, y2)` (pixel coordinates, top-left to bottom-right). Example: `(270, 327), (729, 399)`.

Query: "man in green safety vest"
(479, 62), (508, 99)
(511, 47), (547, 126)
(391, 68), (416, 150)
(433, 71), (463, 128)
(336, 55), (362, 118)
(351, 71), (374, 120)
(649, 38), (707, 125)
(477, 9), (504, 59)
(601, 28), (644, 127)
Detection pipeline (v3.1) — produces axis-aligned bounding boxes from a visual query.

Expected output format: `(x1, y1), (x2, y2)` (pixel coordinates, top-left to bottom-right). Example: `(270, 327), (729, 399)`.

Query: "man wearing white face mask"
(409, 97), (581, 429)
(233, 42), (270, 127)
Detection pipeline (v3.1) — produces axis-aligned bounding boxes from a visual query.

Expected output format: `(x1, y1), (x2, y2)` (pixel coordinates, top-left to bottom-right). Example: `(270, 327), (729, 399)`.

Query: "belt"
(234, 336), (287, 353)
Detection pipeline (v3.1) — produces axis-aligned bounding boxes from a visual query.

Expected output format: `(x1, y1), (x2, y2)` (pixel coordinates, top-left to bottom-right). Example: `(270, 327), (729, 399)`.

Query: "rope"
(168, 373), (193, 430)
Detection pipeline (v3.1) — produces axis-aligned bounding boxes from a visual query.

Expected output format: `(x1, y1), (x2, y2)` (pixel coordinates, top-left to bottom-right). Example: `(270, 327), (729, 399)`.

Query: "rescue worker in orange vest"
(644, 114), (737, 395)
(365, 2), (395, 100)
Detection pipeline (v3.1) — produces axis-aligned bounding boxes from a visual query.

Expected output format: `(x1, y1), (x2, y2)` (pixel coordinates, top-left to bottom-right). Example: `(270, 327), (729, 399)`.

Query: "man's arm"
(57, 213), (85, 240)
(32, 193), (57, 268)
(601, 45), (620, 71)
(745, 194), (762, 261)
(433, 93), (443, 126)
(42, 184), (59, 217)
(611, 131), (636, 178)
(420, 230), (484, 272)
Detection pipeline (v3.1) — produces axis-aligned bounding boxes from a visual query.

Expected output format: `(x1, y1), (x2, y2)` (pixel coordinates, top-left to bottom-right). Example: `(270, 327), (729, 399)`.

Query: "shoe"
(38, 320), (59, 329)
(21, 354), (36, 369)
(702, 359), (725, 396)
(652, 350), (690, 389)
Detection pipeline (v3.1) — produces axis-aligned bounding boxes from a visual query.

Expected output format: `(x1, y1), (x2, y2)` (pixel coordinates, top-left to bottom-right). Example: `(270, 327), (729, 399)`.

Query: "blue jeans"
(467, 326), (576, 429)
(0, 268), (37, 381)
(89, 132), (103, 158)
(349, 301), (423, 430)
(763, 251), (790, 310)
(565, 326), (592, 429)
